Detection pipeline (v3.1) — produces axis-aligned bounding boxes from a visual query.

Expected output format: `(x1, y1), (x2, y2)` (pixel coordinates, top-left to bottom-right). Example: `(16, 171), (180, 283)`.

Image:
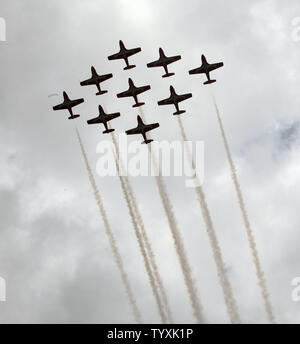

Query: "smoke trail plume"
(140, 109), (204, 324)
(75, 128), (142, 323)
(110, 133), (168, 324)
(111, 132), (174, 323)
(177, 116), (241, 324)
(213, 98), (276, 324)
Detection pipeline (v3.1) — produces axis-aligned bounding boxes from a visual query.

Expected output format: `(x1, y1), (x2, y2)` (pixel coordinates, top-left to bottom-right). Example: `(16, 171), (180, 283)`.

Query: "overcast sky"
(0, 0), (300, 324)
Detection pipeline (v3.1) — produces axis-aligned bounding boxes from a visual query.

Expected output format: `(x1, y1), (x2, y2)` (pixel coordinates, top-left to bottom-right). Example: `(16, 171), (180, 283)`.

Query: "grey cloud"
(0, 0), (300, 323)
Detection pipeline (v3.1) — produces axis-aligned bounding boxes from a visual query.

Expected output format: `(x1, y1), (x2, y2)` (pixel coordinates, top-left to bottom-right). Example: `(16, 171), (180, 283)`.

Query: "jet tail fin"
(124, 64), (136, 70)
(96, 90), (108, 95)
(162, 72), (175, 78)
(103, 128), (115, 134)
(142, 139), (153, 144)
(173, 110), (186, 116)
(204, 79), (216, 85)
(68, 114), (80, 120)
(133, 102), (145, 108)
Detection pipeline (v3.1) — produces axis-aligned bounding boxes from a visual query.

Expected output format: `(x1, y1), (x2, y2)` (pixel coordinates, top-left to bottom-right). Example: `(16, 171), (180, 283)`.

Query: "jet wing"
(80, 77), (94, 86)
(126, 127), (141, 135)
(107, 112), (120, 121)
(157, 97), (174, 106)
(100, 73), (113, 82)
(127, 47), (141, 57)
(147, 59), (164, 68)
(108, 52), (123, 60)
(179, 93), (192, 101)
(209, 62), (224, 71)
(117, 89), (132, 98)
(146, 123), (159, 131)
(53, 102), (67, 110)
(188, 66), (205, 75)
(72, 98), (84, 107)
(87, 116), (102, 125)
(167, 55), (181, 64)
(137, 85), (151, 94)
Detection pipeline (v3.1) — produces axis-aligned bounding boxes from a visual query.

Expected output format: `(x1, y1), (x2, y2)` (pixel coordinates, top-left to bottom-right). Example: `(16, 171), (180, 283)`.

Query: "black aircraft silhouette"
(117, 78), (150, 107)
(189, 54), (224, 85)
(157, 86), (192, 115)
(108, 40), (141, 70)
(52, 91), (84, 119)
(80, 66), (113, 95)
(87, 105), (120, 134)
(147, 48), (181, 78)
(126, 115), (159, 144)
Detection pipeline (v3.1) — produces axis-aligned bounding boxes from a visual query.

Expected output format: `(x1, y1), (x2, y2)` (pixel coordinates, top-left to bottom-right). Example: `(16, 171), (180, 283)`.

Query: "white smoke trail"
(140, 109), (204, 324)
(75, 128), (142, 324)
(110, 133), (168, 324)
(111, 132), (174, 323)
(177, 116), (241, 324)
(213, 98), (276, 324)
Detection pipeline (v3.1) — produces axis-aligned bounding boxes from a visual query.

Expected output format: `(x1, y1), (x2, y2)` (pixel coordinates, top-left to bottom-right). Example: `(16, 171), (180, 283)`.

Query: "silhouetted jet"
(87, 105), (120, 134)
(126, 115), (159, 144)
(80, 66), (113, 95)
(52, 91), (84, 119)
(147, 48), (181, 78)
(157, 86), (192, 115)
(108, 40), (141, 70)
(117, 78), (150, 107)
(189, 55), (224, 85)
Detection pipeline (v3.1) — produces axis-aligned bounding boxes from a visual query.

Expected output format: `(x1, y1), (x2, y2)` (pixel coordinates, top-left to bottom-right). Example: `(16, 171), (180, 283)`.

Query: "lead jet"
(147, 48), (181, 78)
(157, 86), (192, 115)
(52, 91), (84, 119)
(80, 66), (113, 95)
(108, 40), (141, 70)
(126, 115), (159, 144)
(117, 78), (150, 107)
(87, 105), (120, 134)
(189, 54), (224, 85)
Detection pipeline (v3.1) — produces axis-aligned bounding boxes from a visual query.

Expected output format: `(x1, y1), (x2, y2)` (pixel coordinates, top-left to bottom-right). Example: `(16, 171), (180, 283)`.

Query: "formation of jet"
(147, 48), (181, 78)
(87, 105), (120, 134)
(189, 54), (224, 85)
(108, 40), (141, 70)
(80, 66), (113, 95)
(158, 86), (192, 115)
(52, 40), (224, 143)
(52, 91), (84, 119)
(126, 115), (159, 144)
(117, 78), (151, 108)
